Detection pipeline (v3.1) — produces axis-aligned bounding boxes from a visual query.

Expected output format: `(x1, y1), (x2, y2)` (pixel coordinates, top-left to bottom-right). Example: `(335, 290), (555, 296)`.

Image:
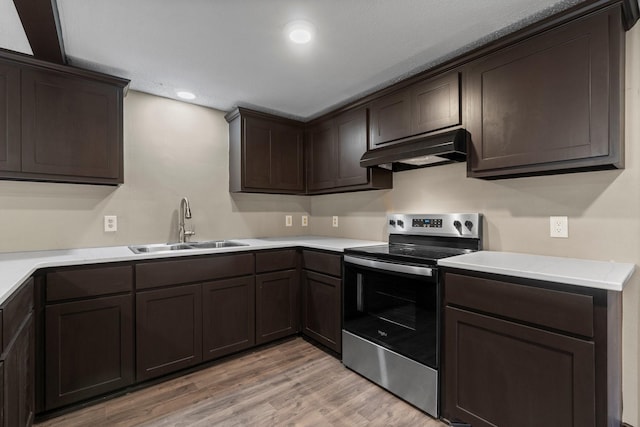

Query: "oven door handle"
(344, 255), (433, 277)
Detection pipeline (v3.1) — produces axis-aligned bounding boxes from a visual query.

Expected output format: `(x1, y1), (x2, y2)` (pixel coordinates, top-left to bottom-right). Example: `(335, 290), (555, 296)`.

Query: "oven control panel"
(411, 218), (443, 228)
(388, 213), (482, 239)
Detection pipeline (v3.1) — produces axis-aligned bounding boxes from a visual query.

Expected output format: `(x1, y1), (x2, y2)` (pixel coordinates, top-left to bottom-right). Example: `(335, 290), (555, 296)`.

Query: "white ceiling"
(1, 0), (583, 120)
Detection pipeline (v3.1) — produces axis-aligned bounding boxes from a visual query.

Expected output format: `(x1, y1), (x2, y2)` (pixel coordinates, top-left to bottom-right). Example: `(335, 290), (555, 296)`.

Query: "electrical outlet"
(332, 216), (339, 228)
(301, 215), (308, 227)
(550, 216), (568, 238)
(285, 215), (293, 227)
(104, 215), (117, 232)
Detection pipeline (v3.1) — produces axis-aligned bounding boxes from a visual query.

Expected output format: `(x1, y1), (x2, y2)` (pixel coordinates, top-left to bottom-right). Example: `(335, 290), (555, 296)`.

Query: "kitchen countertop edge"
(437, 250), (636, 292)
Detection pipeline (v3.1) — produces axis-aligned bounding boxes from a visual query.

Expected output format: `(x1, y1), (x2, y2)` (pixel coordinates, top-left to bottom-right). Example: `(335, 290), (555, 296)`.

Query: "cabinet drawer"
(1, 277), (33, 353)
(445, 273), (593, 337)
(256, 250), (297, 273)
(46, 265), (133, 302)
(302, 250), (342, 277)
(136, 253), (255, 290)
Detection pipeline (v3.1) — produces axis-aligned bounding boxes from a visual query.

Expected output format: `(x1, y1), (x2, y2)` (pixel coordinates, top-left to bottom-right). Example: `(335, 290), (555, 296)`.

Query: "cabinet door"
(272, 124), (304, 191)
(4, 315), (34, 427)
(21, 68), (122, 180)
(136, 284), (202, 381)
(335, 108), (369, 188)
(242, 115), (304, 192)
(306, 121), (336, 191)
(0, 61), (20, 172)
(243, 115), (273, 189)
(302, 270), (341, 353)
(410, 71), (460, 134)
(256, 270), (299, 345)
(202, 277), (255, 361)
(443, 306), (595, 427)
(467, 8), (621, 177)
(45, 295), (133, 410)
(0, 361), (3, 426)
(369, 88), (411, 146)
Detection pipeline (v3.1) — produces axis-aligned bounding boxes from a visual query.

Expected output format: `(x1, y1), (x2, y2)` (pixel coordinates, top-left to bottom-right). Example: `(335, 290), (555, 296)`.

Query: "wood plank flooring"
(35, 338), (447, 426)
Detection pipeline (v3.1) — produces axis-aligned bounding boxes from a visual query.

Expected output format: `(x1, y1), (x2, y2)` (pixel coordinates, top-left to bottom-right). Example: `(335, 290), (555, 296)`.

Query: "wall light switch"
(332, 216), (339, 228)
(285, 215), (293, 227)
(302, 215), (308, 227)
(550, 216), (568, 238)
(104, 215), (117, 232)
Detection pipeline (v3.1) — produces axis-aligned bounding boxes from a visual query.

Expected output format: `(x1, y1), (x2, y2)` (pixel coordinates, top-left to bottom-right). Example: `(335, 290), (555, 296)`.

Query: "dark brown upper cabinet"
(410, 72), (461, 135)
(369, 89), (411, 146)
(466, 5), (624, 178)
(21, 69), (122, 182)
(306, 120), (335, 191)
(306, 107), (392, 194)
(227, 107), (304, 194)
(370, 71), (461, 147)
(0, 61), (20, 172)
(0, 51), (128, 185)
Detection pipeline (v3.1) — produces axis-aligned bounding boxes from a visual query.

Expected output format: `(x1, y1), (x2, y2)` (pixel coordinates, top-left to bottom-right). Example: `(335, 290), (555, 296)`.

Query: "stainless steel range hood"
(360, 128), (468, 172)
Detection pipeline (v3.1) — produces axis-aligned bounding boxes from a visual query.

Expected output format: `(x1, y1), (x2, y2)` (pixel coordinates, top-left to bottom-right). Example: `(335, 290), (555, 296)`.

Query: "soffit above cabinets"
(2, 0), (585, 120)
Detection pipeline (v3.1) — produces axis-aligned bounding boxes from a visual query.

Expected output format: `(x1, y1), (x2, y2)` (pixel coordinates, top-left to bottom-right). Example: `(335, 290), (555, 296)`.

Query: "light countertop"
(437, 251), (635, 292)
(0, 236), (385, 306)
(3, 240), (635, 306)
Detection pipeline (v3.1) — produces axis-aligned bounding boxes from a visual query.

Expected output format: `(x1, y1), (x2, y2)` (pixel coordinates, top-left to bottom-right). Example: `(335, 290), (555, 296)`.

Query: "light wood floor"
(36, 337), (447, 427)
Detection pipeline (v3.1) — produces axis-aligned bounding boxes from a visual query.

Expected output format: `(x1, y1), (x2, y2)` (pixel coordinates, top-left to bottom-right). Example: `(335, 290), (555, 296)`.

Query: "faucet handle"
(184, 230), (195, 236)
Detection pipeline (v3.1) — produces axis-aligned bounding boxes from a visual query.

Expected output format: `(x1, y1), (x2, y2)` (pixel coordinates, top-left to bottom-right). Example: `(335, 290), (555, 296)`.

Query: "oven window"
(343, 264), (438, 368)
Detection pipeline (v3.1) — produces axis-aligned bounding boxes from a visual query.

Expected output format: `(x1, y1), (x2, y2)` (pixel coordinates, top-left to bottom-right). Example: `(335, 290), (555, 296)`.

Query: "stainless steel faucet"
(178, 197), (195, 243)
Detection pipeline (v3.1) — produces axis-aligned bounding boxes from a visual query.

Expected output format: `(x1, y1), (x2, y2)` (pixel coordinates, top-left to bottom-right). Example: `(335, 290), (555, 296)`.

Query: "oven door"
(343, 255), (439, 369)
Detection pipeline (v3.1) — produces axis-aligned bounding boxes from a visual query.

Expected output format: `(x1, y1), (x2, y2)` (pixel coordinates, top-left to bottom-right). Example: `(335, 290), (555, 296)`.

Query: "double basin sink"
(129, 240), (248, 254)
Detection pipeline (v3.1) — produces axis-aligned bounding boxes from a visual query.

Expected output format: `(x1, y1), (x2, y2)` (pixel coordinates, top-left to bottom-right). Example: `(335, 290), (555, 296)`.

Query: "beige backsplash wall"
(0, 90), (310, 253)
(310, 23), (640, 425)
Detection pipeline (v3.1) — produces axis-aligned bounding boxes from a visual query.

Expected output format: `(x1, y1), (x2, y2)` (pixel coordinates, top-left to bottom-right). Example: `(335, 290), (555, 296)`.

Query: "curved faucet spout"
(179, 197), (195, 243)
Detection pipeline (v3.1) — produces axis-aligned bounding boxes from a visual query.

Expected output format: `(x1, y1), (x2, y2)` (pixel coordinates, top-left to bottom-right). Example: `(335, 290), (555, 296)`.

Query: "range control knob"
(453, 220), (462, 233)
(465, 220), (473, 230)
(389, 220), (396, 227)
(397, 220), (404, 228)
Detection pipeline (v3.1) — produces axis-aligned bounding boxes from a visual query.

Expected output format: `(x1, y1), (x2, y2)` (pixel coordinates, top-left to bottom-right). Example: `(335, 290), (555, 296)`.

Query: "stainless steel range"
(342, 213), (483, 418)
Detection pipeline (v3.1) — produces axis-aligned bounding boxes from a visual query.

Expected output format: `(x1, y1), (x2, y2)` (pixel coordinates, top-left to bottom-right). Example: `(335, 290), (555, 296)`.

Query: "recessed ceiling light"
(284, 20), (315, 44)
(176, 91), (196, 100)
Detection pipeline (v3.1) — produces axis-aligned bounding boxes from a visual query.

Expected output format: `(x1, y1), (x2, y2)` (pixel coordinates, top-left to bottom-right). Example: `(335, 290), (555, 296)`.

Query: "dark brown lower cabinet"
(44, 294), (133, 410)
(4, 315), (34, 427)
(443, 270), (620, 427)
(1, 277), (34, 427)
(202, 277), (255, 361)
(444, 306), (595, 427)
(256, 270), (299, 345)
(0, 361), (3, 425)
(301, 270), (341, 353)
(136, 284), (202, 382)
